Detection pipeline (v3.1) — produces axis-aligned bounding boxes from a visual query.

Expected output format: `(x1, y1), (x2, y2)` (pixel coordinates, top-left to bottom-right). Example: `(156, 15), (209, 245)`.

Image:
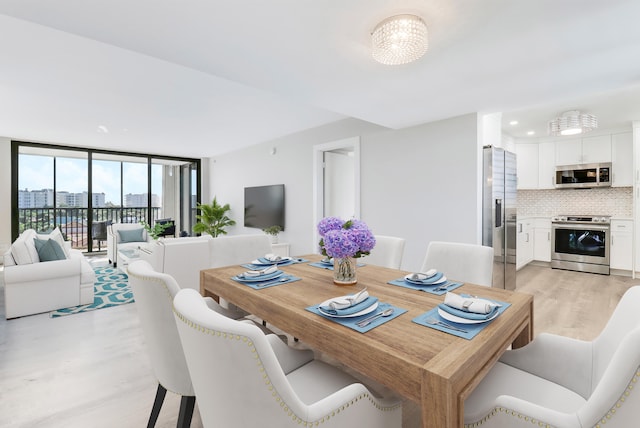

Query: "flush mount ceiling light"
(548, 110), (598, 136)
(371, 14), (428, 65)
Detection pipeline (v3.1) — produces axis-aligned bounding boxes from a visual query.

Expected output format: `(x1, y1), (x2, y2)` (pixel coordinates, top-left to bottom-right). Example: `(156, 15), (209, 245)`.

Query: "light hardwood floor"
(0, 260), (637, 428)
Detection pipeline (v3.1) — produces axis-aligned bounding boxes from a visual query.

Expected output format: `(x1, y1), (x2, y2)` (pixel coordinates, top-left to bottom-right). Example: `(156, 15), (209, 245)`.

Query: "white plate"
(234, 270), (284, 282)
(437, 307), (499, 324)
(251, 256), (292, 265)
(405, 274), (447, 285)
(318, 301), (378, 318)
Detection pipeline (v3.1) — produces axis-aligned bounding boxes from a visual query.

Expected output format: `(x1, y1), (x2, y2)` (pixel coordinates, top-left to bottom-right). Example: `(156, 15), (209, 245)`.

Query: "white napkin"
(243, 265), (277, 277)
(327, 289), (369, 310)
(444, 292), (501, 314)
(264, 253), (282, 262)
(409, 268), (438, 280)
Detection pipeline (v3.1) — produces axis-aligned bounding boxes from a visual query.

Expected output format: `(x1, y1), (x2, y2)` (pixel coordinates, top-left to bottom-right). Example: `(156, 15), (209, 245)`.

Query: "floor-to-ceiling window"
(11, 141), (201, 252)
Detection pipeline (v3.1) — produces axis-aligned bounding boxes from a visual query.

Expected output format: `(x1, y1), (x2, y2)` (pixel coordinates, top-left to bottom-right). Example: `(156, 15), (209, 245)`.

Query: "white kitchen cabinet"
(555, 138), (582, 165)
(533, 218), (551, 262)
(612, 132), (633, 187)
(516, 218), (534, 270)
(516, 143), (538, 189)
(555, 135), (611, 166)
(610, 220), (633, 271)
(538, 141), (556, 189)
(581, 135), (612, 163)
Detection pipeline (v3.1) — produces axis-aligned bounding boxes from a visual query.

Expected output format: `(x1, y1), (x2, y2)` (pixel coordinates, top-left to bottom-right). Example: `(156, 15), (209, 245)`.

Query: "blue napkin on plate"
(319, 296), (378, 316)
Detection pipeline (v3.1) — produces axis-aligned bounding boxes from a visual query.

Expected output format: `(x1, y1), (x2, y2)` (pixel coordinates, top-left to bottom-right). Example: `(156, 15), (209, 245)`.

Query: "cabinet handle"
(547, 231), (550, 241)
(612, 236), (614, 246)
(526, 232), (529, 242)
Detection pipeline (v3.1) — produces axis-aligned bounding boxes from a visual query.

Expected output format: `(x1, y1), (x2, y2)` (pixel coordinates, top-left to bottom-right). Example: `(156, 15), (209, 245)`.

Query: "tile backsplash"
(518, 187), (633, 218)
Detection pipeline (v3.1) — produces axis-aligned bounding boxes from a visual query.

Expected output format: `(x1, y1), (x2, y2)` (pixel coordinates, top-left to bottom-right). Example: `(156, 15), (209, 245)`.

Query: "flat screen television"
(244, 184), (285, 230)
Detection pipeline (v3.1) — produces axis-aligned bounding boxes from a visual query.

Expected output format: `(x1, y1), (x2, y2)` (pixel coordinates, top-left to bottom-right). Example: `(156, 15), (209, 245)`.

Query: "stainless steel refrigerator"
(482, 146), (517, 290)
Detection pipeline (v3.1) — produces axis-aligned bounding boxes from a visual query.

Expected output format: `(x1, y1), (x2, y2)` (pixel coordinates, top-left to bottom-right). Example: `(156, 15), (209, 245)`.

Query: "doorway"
(313, 137), (360, 244)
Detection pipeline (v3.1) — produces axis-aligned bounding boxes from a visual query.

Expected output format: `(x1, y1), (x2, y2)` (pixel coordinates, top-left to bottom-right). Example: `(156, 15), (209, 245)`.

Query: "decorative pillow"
(34, 237), (67, 262)
(118, 228), (145, 243)
(36, 227), (70, 258)
(10, 230), (40, 265)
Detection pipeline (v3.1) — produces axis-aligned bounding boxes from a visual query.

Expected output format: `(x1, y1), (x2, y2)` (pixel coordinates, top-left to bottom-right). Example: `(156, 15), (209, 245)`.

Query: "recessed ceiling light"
(527, 131), (535, 136)
(509, 120), (518, 125)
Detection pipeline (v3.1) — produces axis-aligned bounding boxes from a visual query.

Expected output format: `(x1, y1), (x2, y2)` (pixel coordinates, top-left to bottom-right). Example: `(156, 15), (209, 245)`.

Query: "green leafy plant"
(262, 225), (282, 236)
(193, 197), (236, 237)
(140, 220), (171, 240)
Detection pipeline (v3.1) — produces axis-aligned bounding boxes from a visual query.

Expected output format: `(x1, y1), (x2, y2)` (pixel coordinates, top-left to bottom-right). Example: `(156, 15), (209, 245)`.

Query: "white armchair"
(173, 288), (403, 428)
(464, 286), (640, 427)
(421, 241), (494, 286)
(107, 223), (152, 267)
(127, 260), (247, 428)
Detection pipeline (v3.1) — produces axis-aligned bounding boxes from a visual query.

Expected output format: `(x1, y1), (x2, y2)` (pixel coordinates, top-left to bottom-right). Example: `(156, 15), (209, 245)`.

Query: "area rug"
(50, 267), (134, 318)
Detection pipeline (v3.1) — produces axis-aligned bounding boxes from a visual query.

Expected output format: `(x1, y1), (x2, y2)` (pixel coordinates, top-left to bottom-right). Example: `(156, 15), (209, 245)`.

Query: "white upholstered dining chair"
(208, 234), (274, 313)
(208, 234), (273, 268)
(421, 241), (494, 287)
(464, 285), (640, 427)
(362, 235), (405, 269)
(173, 288), (403, 428)
(127, 260), (246, 428)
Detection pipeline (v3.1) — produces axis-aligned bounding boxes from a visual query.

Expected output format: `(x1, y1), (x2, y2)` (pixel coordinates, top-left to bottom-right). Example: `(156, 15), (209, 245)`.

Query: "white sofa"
(139, 234), (273, 291)
(107, 223), (152, 267)
(3, 229), (95, 319)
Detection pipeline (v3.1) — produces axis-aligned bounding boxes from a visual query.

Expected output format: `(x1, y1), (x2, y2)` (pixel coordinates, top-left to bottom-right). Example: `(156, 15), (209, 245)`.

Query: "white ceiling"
(1, 1), (640, 158)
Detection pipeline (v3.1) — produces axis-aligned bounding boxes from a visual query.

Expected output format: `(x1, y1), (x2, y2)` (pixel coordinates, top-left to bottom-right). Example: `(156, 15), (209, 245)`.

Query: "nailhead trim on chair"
(463, 367), (640, 428)
(593, 367), (640, 428)
(174, 310), (402, 426)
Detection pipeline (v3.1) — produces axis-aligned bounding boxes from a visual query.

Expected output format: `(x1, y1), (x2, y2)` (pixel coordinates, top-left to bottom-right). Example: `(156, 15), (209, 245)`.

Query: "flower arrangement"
(317, 217), (376, 259)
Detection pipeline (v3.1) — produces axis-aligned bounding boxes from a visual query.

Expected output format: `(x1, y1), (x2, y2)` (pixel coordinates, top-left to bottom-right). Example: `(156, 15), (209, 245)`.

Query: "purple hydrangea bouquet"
(317, 217), (376, 285)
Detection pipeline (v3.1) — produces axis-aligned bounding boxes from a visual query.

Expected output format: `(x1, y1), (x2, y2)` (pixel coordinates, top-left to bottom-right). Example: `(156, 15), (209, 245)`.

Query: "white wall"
(361, 114), (480, 270)
(210, 114), (480, 272)
(0, 137), (12, 259)
(208, 119), (385, 256)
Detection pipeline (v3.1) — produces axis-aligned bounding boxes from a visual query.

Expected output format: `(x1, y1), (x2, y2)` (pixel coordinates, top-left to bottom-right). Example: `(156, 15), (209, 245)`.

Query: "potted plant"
(263, 225), (282, 244)
(140, 220), (171, 240)
(193, 197), (236, 237)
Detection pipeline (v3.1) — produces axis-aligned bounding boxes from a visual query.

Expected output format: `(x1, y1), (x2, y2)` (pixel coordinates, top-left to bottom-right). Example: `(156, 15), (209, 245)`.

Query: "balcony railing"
(18, 207), (163, 251)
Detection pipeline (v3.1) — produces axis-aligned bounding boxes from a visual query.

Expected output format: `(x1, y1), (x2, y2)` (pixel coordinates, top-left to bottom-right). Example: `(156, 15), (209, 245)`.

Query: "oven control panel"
(552, 215), (611, 224)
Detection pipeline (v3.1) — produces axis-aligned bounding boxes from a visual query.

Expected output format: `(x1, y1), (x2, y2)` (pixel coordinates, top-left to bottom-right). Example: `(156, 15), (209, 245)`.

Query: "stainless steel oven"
(551, 215), (610, 275)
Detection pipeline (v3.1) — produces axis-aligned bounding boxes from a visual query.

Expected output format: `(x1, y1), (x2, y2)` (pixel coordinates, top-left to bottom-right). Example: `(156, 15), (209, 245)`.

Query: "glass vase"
(333, 257), (357, 286)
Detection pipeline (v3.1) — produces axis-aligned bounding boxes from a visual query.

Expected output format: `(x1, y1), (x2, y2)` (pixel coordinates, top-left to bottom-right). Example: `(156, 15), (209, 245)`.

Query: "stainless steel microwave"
(555, 162), (611, 189)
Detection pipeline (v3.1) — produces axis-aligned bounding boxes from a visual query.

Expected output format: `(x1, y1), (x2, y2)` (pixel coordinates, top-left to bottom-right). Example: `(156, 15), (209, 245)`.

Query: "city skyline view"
(19, 154), (162, 205)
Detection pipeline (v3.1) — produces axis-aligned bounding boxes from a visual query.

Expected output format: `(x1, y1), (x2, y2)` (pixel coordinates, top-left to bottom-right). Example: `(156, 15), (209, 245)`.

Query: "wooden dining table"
(200, 255), (534, 428)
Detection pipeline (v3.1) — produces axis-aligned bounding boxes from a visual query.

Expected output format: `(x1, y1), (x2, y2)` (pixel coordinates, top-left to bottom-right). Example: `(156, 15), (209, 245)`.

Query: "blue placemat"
(231, 274), (301, 290)
(242, 257), (309, 270)
(309, 261), (366, 271)
(412, 299), (510, 340)
(388, 278), (464, 295)
(309, 262), (335, 270)
(306, 302), (407, 333)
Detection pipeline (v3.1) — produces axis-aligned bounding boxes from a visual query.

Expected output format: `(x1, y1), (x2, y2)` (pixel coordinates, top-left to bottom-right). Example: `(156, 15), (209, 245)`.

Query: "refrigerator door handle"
(495, 199), (503, 228)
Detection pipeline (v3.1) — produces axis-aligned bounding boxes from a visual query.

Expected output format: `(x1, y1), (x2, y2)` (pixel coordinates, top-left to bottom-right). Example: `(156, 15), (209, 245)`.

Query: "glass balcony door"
(14, 142), (200, 251)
